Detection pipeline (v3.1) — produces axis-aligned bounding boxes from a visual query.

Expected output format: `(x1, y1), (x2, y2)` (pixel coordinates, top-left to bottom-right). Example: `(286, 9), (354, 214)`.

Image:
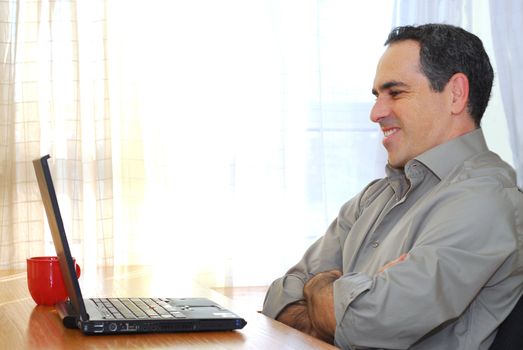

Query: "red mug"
(26, 256), (81, 306)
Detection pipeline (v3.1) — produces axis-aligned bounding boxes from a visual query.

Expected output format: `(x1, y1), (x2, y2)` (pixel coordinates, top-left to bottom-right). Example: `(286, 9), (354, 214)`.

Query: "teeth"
(383, 129), (397, 137)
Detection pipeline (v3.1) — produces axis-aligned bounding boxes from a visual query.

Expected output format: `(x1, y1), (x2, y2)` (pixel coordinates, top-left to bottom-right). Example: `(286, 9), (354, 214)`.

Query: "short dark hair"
(385, 24), (493, 126)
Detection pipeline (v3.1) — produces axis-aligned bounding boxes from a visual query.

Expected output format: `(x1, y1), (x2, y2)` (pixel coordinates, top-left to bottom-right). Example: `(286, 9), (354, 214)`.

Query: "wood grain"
(0, 266), (338, 350)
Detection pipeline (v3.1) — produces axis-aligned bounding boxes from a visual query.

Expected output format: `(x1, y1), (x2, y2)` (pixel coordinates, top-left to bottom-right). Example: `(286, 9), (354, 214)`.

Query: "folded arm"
(276, 262), (400, 344)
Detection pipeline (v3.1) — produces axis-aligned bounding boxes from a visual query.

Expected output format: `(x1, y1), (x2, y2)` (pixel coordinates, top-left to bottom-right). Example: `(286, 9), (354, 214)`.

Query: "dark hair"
(385, 24), (493, 126)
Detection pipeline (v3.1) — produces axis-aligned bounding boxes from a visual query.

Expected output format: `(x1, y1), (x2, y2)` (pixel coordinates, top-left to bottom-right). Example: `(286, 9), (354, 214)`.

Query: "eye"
(389, 90), (403, 98)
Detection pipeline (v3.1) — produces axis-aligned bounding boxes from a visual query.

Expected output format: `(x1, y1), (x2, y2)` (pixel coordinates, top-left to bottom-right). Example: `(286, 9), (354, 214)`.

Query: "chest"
(341, 183), (434, 274)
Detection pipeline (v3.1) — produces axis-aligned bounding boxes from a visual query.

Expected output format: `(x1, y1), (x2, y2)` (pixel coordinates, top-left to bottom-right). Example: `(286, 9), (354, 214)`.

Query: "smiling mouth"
(383, 128), (400, 138)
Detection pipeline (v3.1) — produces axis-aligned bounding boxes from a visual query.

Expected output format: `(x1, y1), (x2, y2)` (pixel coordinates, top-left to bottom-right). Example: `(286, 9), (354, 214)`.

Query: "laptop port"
(93, 323), (104, 333)
(124, 323), (138, 332)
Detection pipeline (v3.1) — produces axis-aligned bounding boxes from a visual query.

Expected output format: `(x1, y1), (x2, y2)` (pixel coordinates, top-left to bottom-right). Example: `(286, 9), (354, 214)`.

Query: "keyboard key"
(92, 297), (182, 320)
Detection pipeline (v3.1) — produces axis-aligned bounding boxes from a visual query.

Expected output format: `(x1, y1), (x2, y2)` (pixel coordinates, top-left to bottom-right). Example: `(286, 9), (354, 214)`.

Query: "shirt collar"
(384, 128), (489, 196)
(385, 165), (409, 199)
(412, 128), (489, 180)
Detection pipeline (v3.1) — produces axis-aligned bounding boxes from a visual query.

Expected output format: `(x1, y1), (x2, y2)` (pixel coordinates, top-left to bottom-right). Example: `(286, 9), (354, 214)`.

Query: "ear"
(449, 73), (469, 115)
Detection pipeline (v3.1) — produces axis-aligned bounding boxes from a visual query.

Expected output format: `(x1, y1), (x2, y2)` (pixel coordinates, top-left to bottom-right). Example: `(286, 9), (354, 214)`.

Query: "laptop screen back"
(33, 155), (90, 322)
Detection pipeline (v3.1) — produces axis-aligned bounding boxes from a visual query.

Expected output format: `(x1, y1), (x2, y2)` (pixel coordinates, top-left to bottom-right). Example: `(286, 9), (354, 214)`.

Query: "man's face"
(371, 40), (454, 168)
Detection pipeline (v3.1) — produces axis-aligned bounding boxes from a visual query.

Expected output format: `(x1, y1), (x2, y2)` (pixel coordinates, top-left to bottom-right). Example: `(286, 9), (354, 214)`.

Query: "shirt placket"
(361, 162), (426, 262)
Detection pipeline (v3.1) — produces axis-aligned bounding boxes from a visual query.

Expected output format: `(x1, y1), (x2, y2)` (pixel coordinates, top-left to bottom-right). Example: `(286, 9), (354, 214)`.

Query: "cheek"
(408, 105), (450, 148)
(407, 98), (442, 130)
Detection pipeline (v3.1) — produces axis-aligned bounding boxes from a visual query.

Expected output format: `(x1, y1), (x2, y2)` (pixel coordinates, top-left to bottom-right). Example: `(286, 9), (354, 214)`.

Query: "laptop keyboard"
(91, 298), (187, 320)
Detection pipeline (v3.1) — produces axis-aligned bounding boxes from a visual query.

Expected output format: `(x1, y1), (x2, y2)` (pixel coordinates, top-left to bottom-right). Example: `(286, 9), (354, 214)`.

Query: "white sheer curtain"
(489, 0), (523, 187)
(393, 0), (472, 28)
(1, 0), (391, 286)
(0, 0), (115, 270)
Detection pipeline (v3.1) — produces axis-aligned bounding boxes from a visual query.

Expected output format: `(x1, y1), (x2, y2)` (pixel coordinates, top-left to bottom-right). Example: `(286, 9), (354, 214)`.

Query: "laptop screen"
(33, 155), (90, 322)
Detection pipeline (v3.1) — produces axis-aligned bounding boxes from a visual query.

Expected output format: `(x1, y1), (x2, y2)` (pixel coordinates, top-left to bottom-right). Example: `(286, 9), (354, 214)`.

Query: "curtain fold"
(0, 0), (23, 267)
(0, 0), (48, 267)
(489, 0), (523, 187)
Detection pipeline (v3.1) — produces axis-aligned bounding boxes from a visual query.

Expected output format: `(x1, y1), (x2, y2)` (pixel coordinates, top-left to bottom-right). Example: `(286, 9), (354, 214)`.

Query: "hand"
(303, 270), (342, 343)
(276, 300), (316, 335)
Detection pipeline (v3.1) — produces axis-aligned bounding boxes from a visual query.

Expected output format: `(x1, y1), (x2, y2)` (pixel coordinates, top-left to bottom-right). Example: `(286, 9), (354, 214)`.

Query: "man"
(262, 24), (523, 349)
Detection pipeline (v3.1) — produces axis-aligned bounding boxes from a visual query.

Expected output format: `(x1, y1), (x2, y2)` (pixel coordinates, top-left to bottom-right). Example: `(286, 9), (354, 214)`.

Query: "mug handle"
(75, 263), (81, 278)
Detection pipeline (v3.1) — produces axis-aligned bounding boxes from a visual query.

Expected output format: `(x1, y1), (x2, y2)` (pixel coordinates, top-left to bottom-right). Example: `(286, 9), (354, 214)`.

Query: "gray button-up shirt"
(262, 129), (523, 349)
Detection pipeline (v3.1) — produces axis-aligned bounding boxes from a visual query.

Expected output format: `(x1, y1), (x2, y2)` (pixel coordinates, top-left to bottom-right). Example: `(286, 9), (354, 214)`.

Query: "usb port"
(93, 323), (104, 333)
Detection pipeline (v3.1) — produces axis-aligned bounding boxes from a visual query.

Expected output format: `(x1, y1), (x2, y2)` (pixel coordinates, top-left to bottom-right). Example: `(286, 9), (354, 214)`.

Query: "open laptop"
(33, 155), (247, 334)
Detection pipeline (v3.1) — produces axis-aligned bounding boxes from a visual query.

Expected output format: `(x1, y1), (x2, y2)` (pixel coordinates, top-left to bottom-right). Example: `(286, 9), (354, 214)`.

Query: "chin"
(387, 157), (407, 169)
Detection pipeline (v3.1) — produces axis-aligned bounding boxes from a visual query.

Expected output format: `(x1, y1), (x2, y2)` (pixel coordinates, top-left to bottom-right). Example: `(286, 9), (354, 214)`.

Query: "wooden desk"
(0, 266), (338, 349)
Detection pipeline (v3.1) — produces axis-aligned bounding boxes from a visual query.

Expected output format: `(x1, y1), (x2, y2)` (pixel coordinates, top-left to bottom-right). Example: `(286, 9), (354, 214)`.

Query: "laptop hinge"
(56, 300), (84, 329)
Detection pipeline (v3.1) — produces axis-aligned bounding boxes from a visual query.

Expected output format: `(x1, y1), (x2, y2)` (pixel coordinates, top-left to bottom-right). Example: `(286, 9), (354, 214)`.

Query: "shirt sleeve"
(261, 217), (348, 318)
(261, 182), (370, 319)
(333, 181), (522, 349)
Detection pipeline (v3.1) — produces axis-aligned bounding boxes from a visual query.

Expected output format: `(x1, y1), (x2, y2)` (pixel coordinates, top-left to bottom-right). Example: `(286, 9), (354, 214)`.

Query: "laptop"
(33, 154), (247, 334)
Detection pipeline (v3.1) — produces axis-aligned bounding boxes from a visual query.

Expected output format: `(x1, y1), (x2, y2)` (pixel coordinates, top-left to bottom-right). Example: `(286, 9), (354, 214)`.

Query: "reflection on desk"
(0, 266), (338, 350)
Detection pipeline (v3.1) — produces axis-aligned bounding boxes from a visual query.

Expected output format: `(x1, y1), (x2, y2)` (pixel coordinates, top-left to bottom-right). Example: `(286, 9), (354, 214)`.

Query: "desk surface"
(0, 266), (337, 349)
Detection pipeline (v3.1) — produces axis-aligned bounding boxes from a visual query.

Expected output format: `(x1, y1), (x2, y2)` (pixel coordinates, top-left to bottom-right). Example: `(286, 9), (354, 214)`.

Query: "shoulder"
(454, 151), (517, 187)
(423, 151), (523, 245)
(443, 150), (522, 208)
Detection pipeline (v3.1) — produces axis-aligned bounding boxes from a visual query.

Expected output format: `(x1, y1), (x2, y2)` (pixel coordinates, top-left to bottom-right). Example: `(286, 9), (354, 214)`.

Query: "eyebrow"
(371, 81), (409, 96)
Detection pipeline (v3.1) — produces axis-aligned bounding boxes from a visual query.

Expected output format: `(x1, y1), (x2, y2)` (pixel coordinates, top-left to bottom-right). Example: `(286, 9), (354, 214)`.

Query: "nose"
(370, 96), (390, 124)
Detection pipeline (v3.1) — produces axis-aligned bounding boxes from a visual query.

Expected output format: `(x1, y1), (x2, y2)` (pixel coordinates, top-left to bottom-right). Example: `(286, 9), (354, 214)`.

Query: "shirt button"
(371, 240), (380, 248)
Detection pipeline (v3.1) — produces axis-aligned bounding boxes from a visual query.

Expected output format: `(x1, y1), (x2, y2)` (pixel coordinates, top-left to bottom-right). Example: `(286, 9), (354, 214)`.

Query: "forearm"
(303, 270), (341, 343)
(270, 270), (341, 344)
